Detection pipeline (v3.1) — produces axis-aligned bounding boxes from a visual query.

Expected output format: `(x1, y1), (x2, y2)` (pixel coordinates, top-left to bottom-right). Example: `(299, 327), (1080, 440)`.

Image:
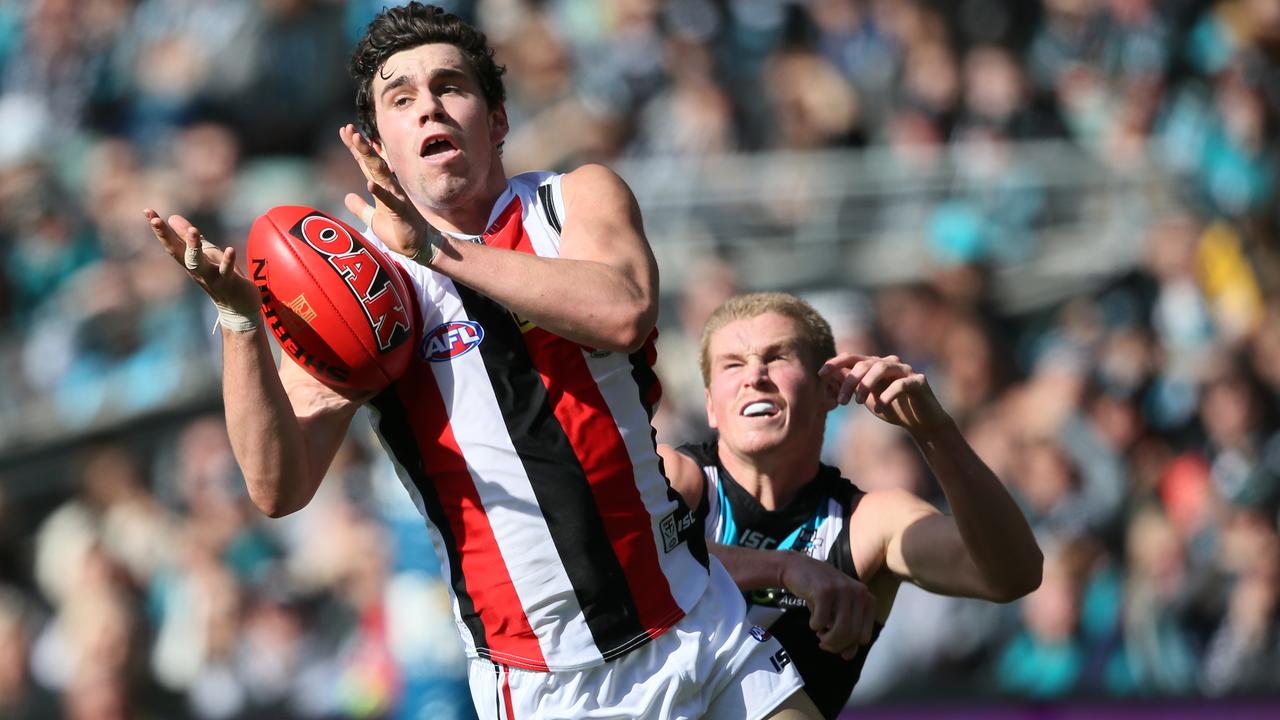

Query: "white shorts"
(466, 560), (804, 720)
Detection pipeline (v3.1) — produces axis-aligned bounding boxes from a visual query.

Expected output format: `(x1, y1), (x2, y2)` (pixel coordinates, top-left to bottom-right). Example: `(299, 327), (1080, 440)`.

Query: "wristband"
(404, 226), (445, 267)
(186, 238), (261, 333)
(213, 299), (260, 333)
(361, 210), (444, 267)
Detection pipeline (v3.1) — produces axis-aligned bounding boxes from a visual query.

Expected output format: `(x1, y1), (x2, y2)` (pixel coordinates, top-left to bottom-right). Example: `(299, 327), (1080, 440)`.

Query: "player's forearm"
(220, 328), (315, 517)
(429, 238), (655, 352)
(709, 543), (792, 591)
(913, 422), (1043, 601)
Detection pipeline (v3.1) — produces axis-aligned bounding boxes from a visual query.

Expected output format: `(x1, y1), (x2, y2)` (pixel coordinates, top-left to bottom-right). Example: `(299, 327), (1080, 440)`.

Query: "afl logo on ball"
(422, 321), (484, 362)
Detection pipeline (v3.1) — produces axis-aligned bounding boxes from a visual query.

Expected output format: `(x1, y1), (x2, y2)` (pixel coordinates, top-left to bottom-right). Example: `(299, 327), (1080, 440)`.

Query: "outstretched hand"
(144, 209), (259, 320)
(778, 552), (877, 659)
(819, 353), (953, 437)
(338, 124), (439, 263)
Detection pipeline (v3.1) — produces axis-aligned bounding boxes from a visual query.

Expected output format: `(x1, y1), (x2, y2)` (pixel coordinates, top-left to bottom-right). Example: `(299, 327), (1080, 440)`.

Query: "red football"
(245, 205), (415, 391)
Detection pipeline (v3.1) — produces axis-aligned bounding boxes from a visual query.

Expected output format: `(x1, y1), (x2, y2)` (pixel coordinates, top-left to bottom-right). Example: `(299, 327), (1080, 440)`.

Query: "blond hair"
(699, 292), (836, 386)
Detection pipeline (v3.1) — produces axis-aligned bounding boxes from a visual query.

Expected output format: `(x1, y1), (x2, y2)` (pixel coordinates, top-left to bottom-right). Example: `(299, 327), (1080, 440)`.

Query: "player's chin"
(726, 429), (785, 456)
(422, 175), (472, 207)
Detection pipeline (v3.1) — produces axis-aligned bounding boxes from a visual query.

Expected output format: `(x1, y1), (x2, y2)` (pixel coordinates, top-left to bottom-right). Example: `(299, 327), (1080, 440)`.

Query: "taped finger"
(184, 245), (201, 270)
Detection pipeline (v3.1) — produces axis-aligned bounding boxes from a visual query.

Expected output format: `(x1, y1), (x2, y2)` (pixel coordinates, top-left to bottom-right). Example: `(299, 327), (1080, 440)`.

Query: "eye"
(440, 85), (460, 95)
(393, 95), (412, 107)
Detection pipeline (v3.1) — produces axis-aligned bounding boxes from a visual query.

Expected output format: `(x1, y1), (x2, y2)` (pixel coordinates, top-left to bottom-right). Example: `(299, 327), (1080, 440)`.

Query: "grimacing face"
(704, 312), (834, 459)
(369, 43), (508, 211)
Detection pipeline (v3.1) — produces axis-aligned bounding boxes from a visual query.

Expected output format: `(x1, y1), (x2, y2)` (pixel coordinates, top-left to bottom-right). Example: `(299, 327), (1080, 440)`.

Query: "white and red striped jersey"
(364, 172), (711, 672)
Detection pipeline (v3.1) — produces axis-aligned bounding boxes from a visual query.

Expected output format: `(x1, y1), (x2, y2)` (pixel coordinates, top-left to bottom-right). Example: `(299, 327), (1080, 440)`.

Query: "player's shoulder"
(507, 165), (626, 191)
(559, 163), (634, 204)
(815, 463), (863, 496)
(850, 487), (939, 531)
(561, 163), (621, 181)
(673, 440), (719, 469)
(507, 170), (561, 191)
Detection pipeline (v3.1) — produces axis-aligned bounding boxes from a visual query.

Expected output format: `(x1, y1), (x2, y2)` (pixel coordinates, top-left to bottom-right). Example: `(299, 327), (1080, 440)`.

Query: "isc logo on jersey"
(292, 214), (411, 352)
(423, 321), (484, 362)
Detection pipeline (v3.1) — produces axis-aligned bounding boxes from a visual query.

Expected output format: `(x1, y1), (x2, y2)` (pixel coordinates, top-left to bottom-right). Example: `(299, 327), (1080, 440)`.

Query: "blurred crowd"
(0, 415), (474, 719)
(1, 0), (1280, 717)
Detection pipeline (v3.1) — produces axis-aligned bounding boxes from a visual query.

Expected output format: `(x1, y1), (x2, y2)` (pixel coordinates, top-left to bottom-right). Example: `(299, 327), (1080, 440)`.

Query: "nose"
(742, 356), (770, 387)
(418, 94), (447, 125)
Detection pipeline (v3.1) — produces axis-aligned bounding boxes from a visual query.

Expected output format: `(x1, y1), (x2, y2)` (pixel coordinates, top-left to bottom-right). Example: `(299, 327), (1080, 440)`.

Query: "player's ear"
(822, 369), (840, 412)
(705, 388), (719, 430)
(489, 103), (509, 147)
(369, 135), (389, 164)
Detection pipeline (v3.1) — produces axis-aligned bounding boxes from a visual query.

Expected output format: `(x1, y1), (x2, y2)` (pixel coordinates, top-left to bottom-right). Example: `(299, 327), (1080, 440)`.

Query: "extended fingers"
(144, 209), (186, 259)
(345, 192), (375, 228)
(366, 178), (411, 218)
(220, 245), (237, 278)
(171, 218), (229, 277)
(340, 124), (397, 188)
(183, 227), (204, 270)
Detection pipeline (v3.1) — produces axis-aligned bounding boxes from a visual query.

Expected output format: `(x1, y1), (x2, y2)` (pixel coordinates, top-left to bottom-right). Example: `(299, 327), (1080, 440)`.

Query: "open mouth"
(420, 135), (457, 157)
(741, 401), (780, 418)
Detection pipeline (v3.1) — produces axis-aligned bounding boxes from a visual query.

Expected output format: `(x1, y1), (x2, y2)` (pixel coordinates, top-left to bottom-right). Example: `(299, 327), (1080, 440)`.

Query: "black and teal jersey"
(678, 441), (883, 719)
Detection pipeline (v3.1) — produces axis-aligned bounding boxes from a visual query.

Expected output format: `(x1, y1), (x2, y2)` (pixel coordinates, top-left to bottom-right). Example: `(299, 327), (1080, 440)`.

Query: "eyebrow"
(378, 67), (472, 101)
(379, 74), (415, 100)
(429, 67), (471, 85)
(715, 341), (796, 363)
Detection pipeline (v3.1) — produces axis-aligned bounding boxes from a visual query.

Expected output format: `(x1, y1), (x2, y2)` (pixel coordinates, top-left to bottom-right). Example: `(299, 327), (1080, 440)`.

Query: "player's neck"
(718, 441), (820, 511)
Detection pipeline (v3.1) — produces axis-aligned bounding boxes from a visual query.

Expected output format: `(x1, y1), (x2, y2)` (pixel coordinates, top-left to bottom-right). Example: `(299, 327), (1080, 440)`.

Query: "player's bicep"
(887, 500), (994, 599)
(557, 165), (657, 299)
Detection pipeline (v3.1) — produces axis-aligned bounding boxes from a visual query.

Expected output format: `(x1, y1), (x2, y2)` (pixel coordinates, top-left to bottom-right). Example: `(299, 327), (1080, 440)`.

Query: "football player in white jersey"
(146, 3), (824, 718)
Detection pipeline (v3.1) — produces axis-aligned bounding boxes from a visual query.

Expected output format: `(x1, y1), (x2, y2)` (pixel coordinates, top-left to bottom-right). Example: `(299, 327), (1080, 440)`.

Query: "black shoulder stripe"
(829, 489), (864, 580)
(538, 183), (563, 235)
(676, 441), (718, 468)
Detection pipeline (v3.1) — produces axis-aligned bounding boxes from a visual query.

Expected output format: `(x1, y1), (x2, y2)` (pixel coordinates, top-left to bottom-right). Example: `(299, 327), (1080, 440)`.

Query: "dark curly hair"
(350, 3), (506, 143)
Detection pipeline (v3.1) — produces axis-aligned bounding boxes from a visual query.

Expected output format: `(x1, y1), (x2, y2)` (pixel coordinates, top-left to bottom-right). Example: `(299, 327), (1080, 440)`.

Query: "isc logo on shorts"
(749, 625), (772, 642)
(422, 321), (484, 362)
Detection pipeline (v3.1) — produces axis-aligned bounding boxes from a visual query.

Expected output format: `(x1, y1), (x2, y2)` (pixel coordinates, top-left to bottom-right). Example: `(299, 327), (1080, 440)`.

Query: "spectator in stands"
(0, 1), (1279, 714)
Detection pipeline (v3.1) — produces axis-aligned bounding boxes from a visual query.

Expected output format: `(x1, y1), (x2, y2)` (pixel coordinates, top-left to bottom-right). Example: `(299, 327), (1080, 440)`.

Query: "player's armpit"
(656, 444), (705, 511)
